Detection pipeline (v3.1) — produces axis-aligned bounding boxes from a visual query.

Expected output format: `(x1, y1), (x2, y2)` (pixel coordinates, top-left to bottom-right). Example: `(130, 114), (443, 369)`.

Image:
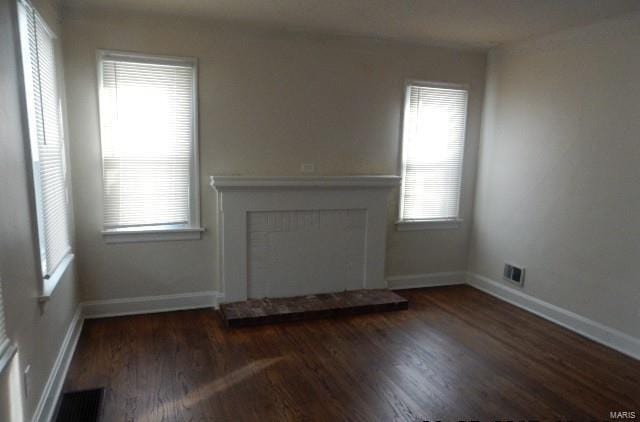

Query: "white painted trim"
(395, 218), (463, 231)
(82, 291), (223, 319)
(210, 175), (400, 191)
(387, 271), (465, 290)
(102, 226), (205, 243)
(31, 306), (84, 422)
(39, 253), (74, 301)
(98, 49), (197, 67)
(211, 180), (395, 302)
(405, 79), (470, 91)
(466, 272), (640, 360)
(0, 343), (17, 377)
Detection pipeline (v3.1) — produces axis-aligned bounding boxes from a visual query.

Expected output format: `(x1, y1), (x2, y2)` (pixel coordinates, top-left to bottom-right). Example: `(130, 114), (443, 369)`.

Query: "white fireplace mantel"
(209, 175), (400, 190)
(210, 175), (400, 303)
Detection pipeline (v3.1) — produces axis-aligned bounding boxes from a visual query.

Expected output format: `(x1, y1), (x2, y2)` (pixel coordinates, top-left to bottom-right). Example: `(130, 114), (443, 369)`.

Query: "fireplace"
(210, 176), (399, 302)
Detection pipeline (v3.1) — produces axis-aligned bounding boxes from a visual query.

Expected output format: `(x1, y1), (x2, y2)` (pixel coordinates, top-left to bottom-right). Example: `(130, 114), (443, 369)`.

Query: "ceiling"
(61, 0), (640, 48)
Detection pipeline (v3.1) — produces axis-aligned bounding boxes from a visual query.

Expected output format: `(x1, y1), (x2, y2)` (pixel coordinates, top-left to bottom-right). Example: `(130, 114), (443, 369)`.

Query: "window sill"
(0, 342), (17, 376)
(39, 253), (74, 302)
(395, 218), (463, 231)
(102, 226), (205, 244)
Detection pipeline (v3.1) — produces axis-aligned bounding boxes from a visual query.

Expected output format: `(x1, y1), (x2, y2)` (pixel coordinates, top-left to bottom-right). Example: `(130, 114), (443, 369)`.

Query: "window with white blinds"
(18, 0), (73, 281)
(399, 83), (469, 222)
(98, 52), (198, 231)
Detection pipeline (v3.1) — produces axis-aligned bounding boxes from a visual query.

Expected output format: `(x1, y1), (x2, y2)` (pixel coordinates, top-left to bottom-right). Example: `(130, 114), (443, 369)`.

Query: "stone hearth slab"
(220, 289), (408, 328)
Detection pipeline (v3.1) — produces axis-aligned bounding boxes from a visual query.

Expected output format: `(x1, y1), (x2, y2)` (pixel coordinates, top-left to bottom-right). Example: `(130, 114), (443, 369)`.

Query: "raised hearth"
(220, 289), (409, 327)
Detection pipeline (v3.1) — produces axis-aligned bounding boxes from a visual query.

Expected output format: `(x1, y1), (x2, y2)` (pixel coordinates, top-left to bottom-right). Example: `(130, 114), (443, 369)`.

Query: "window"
(398, 82), (469, 229)
(97, 51), (201, 242)
(18, 0), (74, 296)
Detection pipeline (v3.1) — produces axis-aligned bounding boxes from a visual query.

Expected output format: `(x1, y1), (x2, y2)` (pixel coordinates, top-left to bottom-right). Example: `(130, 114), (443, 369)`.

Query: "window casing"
(398, 82), (469, 229)
(0, 277), (8, 360)
(97, 51), (201, 242)
(0, 275), (16, 374)
(18, 0), (74, 296)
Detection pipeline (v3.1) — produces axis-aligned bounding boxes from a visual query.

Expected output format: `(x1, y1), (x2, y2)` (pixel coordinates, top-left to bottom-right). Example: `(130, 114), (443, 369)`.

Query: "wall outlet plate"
(300, 163), (315, 174)
(24, 364), (31, 398)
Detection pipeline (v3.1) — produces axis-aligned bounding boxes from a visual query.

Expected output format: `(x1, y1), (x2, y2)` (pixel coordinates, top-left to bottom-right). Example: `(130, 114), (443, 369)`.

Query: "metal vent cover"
(504, 263), (525, 286)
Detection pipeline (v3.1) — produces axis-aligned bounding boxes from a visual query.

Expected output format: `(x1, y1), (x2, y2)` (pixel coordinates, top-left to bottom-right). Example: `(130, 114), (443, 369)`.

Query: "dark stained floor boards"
(220, 289), (409, 327)
(63, 286), (640, 421)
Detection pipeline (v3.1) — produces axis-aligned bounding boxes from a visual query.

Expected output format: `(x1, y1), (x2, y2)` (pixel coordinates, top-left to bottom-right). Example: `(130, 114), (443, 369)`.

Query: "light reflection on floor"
(140, 356), (284, 421)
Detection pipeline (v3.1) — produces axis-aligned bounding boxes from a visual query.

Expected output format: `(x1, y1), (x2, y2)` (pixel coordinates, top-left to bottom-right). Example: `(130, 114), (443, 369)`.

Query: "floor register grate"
(54, 388), (104, 422)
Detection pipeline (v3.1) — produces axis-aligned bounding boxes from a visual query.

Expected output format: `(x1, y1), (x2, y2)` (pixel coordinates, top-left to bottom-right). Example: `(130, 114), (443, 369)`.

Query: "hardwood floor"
(64, 286), (640, 421)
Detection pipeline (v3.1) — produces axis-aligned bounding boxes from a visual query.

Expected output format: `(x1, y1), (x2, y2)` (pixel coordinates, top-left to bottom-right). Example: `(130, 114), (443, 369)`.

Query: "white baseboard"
(32, 306), (84, 422)
(30, 290), (223, 421)
(82, 291), (223, 319)
(466, 272), (640, 360)
(387, 271), (465, 290)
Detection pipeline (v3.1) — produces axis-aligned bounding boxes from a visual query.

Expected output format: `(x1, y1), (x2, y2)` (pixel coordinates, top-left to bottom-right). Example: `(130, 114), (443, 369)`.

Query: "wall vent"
(503, 263), (525, 286)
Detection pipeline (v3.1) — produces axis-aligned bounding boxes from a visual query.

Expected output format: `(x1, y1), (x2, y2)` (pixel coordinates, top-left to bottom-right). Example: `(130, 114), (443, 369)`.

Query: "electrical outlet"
(300, 163), (315, 174)
(24, 364), (31, 398)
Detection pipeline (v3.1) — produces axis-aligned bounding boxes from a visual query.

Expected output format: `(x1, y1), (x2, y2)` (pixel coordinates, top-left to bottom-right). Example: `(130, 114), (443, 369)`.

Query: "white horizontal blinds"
(19, 1), (72, 276)
(401, 84), (468, 221)
(100, 55), (195, 228)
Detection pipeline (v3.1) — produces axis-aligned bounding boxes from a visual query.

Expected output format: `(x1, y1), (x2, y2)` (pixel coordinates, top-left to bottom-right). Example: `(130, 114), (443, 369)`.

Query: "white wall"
(61, 9), (486, 301)
(0, 0), (80, 420)
(469, 12), (640, 339)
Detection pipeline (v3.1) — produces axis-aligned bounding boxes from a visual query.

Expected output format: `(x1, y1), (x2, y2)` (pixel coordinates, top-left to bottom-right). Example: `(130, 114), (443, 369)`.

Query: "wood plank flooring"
(63, 286), (640, 421)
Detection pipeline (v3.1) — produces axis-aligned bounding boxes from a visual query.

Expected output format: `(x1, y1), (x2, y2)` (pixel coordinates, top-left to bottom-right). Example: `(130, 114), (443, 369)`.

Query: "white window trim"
(0, 272), (16, 375)
(41, 253), (74, 299)
(395, 218), (463, 231)
(96, 50), (203, 244)
(0, 343), (18, 376)
(396, 79), (469, 231)
(17, 0), (74, 300)
(102, 226), (205, 243)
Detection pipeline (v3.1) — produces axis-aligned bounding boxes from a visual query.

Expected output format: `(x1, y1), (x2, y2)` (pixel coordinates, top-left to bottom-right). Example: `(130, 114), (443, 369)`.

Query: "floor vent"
(504, 263), (525, 286)
(54, 388), (104, 422)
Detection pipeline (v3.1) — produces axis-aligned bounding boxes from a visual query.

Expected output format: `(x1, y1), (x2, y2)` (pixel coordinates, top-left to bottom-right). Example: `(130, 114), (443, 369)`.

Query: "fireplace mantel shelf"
(210, 175), (400, 191)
